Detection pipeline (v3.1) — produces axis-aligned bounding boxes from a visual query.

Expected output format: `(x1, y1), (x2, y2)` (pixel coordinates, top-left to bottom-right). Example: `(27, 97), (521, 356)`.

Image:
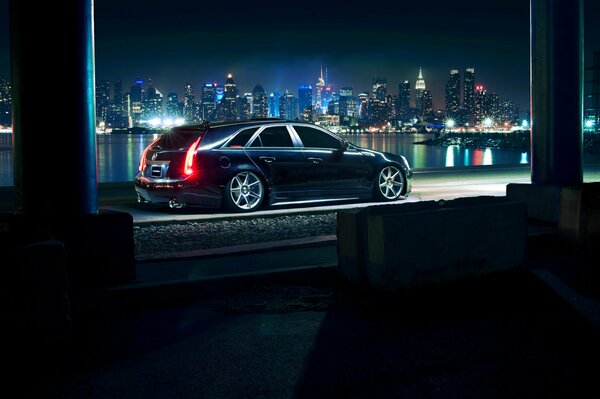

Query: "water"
(0, 132), (531, 186)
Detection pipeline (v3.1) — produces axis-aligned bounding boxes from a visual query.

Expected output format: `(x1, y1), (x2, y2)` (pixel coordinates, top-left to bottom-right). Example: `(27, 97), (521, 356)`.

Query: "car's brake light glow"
(139, 136), (161, 172)
(184, 135), (203, 176)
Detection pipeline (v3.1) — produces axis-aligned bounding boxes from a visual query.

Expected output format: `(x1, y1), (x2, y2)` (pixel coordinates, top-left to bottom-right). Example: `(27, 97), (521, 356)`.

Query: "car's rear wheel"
(224, 171), (265, 212)
(373, 165), (405, 201)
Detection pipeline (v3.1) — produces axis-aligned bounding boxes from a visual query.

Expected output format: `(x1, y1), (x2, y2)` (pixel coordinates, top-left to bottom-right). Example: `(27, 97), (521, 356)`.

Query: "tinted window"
(225, 127), (259, 148)
(255, 126), (294, 147)
(154, 129), (202, 150)
(294, 126), (342, 149)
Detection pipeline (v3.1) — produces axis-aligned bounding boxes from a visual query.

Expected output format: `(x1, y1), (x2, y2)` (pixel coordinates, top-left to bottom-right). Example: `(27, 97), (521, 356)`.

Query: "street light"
(445, 119), (456, 130)
(483, 117), (493, 129)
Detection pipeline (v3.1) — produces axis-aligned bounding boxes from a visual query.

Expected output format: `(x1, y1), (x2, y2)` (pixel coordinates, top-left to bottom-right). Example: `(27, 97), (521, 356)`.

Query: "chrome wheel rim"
(229, 172), (264, 210)
(378, 166), (404, 199)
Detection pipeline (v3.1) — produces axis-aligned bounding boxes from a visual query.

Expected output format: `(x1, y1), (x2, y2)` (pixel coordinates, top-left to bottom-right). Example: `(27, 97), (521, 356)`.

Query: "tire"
(224, 171), (265, 212)
(373, 165), (405, 201)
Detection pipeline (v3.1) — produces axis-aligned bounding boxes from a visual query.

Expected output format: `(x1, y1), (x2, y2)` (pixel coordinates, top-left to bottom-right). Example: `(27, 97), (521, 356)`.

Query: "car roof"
(176, 118), (298, 131)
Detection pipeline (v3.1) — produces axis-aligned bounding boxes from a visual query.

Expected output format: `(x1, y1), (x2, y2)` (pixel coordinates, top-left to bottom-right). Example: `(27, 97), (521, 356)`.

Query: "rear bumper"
(134, 174), (223, 208)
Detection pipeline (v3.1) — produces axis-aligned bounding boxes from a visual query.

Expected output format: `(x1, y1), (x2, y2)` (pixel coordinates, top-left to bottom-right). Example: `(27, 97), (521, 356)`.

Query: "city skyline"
(0, 0), (599, 116)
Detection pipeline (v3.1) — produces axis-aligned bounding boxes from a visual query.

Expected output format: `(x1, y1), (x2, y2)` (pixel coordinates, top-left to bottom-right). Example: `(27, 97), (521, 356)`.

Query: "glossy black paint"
(134, 119), (413, 209)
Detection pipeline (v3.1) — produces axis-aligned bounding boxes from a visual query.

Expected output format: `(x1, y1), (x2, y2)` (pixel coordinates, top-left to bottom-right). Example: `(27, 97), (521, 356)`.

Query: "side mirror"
(340, 139), (349, 151)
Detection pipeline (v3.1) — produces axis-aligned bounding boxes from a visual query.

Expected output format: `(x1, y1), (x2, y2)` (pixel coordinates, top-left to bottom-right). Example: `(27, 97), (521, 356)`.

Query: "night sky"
(0, 0), (599, 109)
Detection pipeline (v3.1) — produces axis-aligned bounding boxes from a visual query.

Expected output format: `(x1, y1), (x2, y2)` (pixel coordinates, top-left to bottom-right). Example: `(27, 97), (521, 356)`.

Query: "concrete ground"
(13, 233), (600, 399)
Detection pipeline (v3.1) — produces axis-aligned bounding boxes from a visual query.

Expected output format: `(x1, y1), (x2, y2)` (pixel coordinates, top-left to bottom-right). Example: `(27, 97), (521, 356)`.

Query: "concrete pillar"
(530, 0), (583, 185)
(10, 0), (98, 216)
(9, 0), (135, 291)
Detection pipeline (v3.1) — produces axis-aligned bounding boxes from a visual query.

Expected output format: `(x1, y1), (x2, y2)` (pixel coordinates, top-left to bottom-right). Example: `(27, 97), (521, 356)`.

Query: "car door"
(244, 125), (308, 203)
(291, 125), (370, 198)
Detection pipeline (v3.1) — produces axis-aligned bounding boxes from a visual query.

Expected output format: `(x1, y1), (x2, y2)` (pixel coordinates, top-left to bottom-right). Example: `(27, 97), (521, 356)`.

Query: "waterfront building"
(0, 77), (11, 126)
(130, 78), (144, 126)
(298, 85), (313, 121)
(96, 80), (111, 124)
(279, 91), (298, 120)
(166, 93), (180, 119)
(183, 82), (197, 122)
(339, 87), (357, 126)
(585, 50), (600, 132)
(499, 99), (516, 125)
(473, 85), (497, 125)
(445, 69), (460, 119)
(415, 67), (426, 115)
(268, 92), (280, 117)
(463, 67), (476, 122)
(315, 65), (326, 114)
(252, 85), (268, 118)
(420, 89), (434, 121)
(358, 92), (369, 121)
(372, 78), (387, 101)
(221, 74), (238, 120)
(201, 83), (217, 121)
(397, 80), (411, 123)
(236, 95), (250, 120)
(142, 84), (163, 122)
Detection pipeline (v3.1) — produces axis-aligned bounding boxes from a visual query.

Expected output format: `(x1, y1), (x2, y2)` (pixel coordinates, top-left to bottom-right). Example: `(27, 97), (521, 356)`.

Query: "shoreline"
(415, 131), (600, 154)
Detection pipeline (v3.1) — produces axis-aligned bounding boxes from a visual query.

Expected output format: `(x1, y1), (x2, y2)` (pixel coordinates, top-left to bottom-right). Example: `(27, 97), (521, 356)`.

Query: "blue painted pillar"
(10, 0), (98, 216)
(530, 0), (583, 185)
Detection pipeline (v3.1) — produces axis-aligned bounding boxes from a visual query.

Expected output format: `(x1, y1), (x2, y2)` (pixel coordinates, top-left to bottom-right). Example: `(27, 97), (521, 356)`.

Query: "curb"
(136, 235), (338, 262)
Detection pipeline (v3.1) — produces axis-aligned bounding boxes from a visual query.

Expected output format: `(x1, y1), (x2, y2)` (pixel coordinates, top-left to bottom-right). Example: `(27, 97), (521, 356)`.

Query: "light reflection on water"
(0, 132), (531, 186)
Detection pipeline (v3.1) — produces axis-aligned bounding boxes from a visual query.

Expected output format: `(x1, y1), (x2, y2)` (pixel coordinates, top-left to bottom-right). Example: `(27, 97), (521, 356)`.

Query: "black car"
(134, 119), (412, 212)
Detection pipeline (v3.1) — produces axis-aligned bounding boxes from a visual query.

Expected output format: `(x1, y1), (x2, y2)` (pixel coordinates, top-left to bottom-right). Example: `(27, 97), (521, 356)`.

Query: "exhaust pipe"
(168, 199), (183, 209)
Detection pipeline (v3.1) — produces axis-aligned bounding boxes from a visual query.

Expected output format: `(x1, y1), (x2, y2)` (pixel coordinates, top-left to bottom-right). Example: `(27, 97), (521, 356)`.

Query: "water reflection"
(520, 152), (529, 164)
(445, 146), (455, 167)
(483, 148), (493, 166)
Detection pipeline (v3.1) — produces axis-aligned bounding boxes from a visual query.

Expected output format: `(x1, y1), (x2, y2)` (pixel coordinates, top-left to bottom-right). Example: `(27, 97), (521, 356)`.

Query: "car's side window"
(224, 127), (259, 148)
(254, 126), (294, 147)
(294, 126), (342, 149)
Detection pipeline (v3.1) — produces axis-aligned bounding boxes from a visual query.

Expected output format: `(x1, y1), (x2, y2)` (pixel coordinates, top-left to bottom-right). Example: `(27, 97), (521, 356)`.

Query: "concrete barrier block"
(507, 183), (562, 223)
(338, 197), (527, 292)
(559, 183), (600, 253)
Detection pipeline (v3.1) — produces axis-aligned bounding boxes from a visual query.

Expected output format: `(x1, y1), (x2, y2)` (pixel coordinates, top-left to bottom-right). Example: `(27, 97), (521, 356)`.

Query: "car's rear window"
(153, 129), (203, 150)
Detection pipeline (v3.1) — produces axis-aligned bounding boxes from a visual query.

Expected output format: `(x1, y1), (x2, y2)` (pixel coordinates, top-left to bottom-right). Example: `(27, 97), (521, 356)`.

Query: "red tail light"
(138, 136), (161, 173)
(184, 135), (203, 176)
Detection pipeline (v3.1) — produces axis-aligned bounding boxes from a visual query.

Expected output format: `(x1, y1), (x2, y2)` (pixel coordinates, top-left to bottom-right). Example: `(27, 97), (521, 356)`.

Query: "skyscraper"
(252, 85), (268, 118)
(130, 78), (144, 125)
(339, 88), (356, 126)
(415, 68), (426, 116)
(463, 68), (476, 122)
(143, 84), (163, 121)
(221, 74), (238, 120)
(166, 92), (180, 118)
(397, 81), (411, 122)
(279, 91), (298, 120)
(96, 80), (111, 124)
(183, 83), (198, 122)
(315, 65), (325, 114)
(372, 78), (387, 101)
(201, 83), (217, 121)
(298, 85), (313, 121)
(421, 89), (433, 120)
(445, 69), (460, 119)
(268, 92), (280, 117)
(0, 77), (12, 126)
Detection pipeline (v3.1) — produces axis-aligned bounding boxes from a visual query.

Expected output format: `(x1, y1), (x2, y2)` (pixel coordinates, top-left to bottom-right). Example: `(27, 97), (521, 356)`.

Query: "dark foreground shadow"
(293, 269), (600, 399)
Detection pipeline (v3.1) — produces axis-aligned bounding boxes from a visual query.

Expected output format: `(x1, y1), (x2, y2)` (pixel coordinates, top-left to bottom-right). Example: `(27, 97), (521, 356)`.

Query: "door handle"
(260, 156), (276, 163)
(308, 157), (323, 164)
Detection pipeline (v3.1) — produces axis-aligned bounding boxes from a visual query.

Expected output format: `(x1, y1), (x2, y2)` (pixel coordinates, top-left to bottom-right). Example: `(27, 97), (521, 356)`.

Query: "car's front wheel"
(224, 171), (265, 212)
(373, 165), (405, 201)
